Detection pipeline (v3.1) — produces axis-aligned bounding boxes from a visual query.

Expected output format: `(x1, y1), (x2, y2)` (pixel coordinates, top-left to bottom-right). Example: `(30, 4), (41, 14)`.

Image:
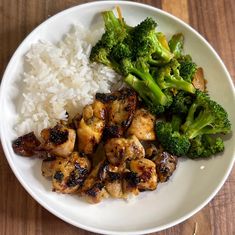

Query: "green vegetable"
(168, 33), (184, 57)
(188, 135), (224, 158)
(155, 59), (196, 94)
(156, 120), (191, 156)
(178, 55), (197, 82)
(156, 90), (231, 157)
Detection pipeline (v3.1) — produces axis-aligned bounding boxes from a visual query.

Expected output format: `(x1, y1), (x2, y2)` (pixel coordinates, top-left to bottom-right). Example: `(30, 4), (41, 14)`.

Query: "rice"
(14, 24), (121, 137)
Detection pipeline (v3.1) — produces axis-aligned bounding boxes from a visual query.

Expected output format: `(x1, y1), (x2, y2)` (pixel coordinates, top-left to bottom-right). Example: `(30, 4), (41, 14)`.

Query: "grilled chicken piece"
(80, 161), (109, 203)
(130, 158), (157, 191)
(192, 67), (206, 91)
(41, 124), (76, 158)
(104, 135), (145, 166)
(51, 152), (90, 193)
(41, 157), (56, 177)
(96, 88), (137, 138)
(12, 132), (41, 157)
(127, 109), (156, 141)
(103, 163), (125, 198)
(153, 151), (178, 182)
(122, 170), (139, 198)
(75, 100), (106, 155)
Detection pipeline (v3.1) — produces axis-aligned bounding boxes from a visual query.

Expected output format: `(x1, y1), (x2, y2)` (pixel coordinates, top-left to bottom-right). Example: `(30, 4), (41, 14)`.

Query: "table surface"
(0, 0), (234, 234)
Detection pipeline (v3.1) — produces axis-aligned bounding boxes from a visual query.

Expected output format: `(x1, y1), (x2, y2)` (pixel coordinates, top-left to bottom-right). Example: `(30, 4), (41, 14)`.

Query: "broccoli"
(156, 120), (191, 156)
(121, 58), (171, 107)
(170, 90), (194, 116)
(188, 135), (224, 158)
(132, 17), (173, 63)
(155, 59), (196, 94)
(178, 55), (197, 82)
(125, 74), (171, 115)
(156, 90), (231, 157)
(102, 10), (127, 43)
(181, 90), (231, 138)
(90, 10), (128, 66)
(111, 42), (132, 61)
(168, 33), (184, 58)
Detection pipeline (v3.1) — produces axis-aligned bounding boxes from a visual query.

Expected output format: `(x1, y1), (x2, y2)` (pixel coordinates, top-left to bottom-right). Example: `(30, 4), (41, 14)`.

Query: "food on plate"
(74, 100), (106, 154)
(127, 108), (156, 140)
(96, 88), (137, 138)
(41, 123), (76, 158)
(12, 7), (231, 203)
(12, 132), (41, 157)
(104, 135), (145, 165)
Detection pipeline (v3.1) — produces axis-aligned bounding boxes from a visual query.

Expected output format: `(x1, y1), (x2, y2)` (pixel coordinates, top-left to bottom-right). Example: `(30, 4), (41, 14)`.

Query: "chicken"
(122, 170), (139, 198)
(192, 67), (206, 91)
(75, 100), (106, 155)
(153, 151), (178, 183)
(51, 152), (91, 193)
(104, 135), (145, 166)
(103, 163), (125, 198)
(12, 132), (41, 157)
(41, 124), (76, 158)
(80, 160), (109, 203)
(41, 157), (56, 177)
(130, 158), (157, 191)
(127, 108), (156, 141)
(96, 88), (137, 138)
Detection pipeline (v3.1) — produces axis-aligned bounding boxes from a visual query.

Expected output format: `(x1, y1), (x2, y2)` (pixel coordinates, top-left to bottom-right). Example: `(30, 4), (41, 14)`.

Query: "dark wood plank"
(0, 0), (234, 235)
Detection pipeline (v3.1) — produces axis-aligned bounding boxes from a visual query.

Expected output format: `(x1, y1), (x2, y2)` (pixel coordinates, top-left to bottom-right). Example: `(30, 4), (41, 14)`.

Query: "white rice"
(15, 24), (121, 137)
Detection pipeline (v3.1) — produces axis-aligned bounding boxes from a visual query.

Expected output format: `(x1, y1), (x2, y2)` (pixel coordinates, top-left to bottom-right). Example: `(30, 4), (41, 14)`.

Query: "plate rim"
(0, 1), (235, 234)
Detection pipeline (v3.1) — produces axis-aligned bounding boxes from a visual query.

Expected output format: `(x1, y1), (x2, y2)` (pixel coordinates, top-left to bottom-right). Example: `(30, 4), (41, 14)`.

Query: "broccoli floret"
(155, 59), (196, 94)
(168, 33), (184, 58)
(156, 91), (231, 157)
(102, 10), (127, 43)
(89, 42), (120, 72)
(181, 90), (231, 138)
(188, 135), (224, 158)
(111, 42), (132, 61)
(132, 17), (173, 63)
(178, 55), (197, 82)
(170, 90), (194, 116)
(156, 121), (191, 156)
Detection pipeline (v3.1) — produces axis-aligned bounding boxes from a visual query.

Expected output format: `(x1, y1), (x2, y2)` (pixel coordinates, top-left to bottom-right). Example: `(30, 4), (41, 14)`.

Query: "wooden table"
(0, 0), (234, 234)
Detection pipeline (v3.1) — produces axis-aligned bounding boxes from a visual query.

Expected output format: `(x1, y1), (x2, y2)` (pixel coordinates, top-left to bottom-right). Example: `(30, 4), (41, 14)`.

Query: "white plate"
(0, 1), (235, 234)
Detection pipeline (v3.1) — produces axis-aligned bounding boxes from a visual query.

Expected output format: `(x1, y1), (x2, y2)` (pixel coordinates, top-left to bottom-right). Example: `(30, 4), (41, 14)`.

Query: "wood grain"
(0, 1), (234, 235)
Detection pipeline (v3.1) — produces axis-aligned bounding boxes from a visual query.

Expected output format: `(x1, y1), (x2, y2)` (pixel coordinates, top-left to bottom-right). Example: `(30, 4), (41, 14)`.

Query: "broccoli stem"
(169, 33), (184, 57)
(127, 68), (169, 105)
(186, 112), (214, 139)
(163, 75), (196, 93)
(125, 74), (168, 106)
(102, 11), (123, 31)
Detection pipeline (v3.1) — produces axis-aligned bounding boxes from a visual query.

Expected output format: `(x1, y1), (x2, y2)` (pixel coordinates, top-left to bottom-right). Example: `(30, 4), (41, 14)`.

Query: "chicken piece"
(75, 100), (106, 155)
(96, 88), (137, 138)
(127, 109), (156, 141)
(41, 124), (76, 158)
(103, 163), (126, 198)
(41, 157), (56, 177)
(80, 161), (109, 203)
(104, 135), (145, 166)
(130, 158), (157, 191)
(192, 67), (206, 91)
(122, 170), (139, 198)
(153, 151), (178, 182)
(51, 152), (91, 193)
(12, 132), (41, 157)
